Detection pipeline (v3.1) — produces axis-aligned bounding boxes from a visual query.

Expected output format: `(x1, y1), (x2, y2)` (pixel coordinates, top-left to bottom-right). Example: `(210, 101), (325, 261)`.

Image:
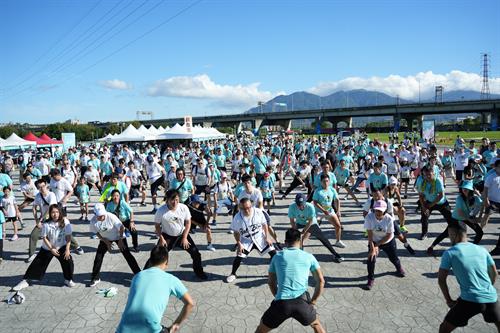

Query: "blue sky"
(1, 0), (499, 124)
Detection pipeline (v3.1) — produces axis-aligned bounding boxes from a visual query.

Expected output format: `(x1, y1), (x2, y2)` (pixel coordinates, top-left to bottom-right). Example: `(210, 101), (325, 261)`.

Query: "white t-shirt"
(485, 172), (500, 203)
(230, 208), (271, 253)
(147, 162), (163, 184)
(20, 181), (38, 198)
(1, 195), (17, 217)
(363, 212), (395, 244)
(84, 169), (100, 184)
(155, 203), (191, 237)
(34, 192), (57, 220)
(214, 181), (232, 200)
(41, 219), (72, 250)
(126, 169), (142, 186)
(50, 178), (73, 206)
(238, 188), (263, 208)
(90, 213), (123, 241)
(61, 166), (76, 185)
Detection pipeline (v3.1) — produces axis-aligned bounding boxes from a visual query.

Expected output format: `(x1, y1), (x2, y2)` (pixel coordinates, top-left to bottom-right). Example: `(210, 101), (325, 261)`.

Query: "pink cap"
(373, 200), (387, 211)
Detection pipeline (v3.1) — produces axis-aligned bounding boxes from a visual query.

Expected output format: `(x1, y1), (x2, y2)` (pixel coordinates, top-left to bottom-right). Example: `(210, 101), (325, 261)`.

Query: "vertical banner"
(422, 120), (435, 141)
(184, 116), (192, 133)
(61, 133), (76, 152)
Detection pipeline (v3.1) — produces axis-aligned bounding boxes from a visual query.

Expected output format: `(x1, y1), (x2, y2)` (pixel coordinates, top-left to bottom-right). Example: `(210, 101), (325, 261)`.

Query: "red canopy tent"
(39, 133), (63, 144)
(23, 132), (50, 145)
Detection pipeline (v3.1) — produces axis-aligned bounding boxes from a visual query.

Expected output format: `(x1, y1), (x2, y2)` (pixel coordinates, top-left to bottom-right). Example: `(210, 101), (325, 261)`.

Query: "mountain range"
(246, 89), (500, 114)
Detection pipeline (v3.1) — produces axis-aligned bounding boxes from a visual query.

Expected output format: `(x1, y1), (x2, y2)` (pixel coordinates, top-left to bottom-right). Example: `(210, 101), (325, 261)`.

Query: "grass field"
(367, 131), (500, 145)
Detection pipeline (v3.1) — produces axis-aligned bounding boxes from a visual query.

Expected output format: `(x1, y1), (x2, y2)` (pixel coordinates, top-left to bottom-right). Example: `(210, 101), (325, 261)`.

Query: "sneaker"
(399, 225), (409, 233)
(396, 268), (406, 278)
(91, 234), (98, 239)
(334, 240), (346, 248)
(13, 279), (29, 291)
(403, 195), (408, 199)
(365, 279), (374, 290)
(231, 243), (238, 252)
(64, 280), (76, 287)
(226, 274), (237, 283)
(333, 256), (344, 263)
(490, 247), (500, 256)
(354, 189), (361, 193)
(150, 208), (157, 214)
(79, 215), (84, 220)
(419, 233), (428, 241)
(207, 244), (216, 252)
(227, 229), (234, 234)
(89, 279), (100, 287)
(75, 247), (84, 255)
(426, 247), (435, 256)
(10, 234), (18, 241)
(363, 230), (368, 238)
(279, 190), (285, 195)
(140, 202), (147, 207)
(404, 243), (416, 255)
(25, 254), (36, 263)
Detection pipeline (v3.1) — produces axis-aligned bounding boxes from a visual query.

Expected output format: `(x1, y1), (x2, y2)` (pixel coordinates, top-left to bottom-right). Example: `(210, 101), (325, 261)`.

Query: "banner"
(184, 116), (192, 133)
(422, 120), (435, 141)
(61, 133), (76, 152)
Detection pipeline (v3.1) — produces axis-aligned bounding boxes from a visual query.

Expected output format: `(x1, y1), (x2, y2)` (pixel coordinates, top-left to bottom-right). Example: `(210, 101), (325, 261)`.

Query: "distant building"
(65, 119), (81, 125)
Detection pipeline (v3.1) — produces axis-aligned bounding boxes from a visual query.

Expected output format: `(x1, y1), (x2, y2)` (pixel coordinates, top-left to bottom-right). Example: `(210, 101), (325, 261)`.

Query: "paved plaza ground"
(1, 176), (499, 333)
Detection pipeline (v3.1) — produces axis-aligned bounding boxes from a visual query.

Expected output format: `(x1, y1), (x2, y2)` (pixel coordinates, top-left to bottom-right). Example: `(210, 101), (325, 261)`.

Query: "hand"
(36, 222), (42, 229)
(369, 247), (379, 260)
(168, 324), (181, 333)
(117, 238), (125, 251)
(64, 249), (71, 260)
(446, 299), (457, 308)
(129, 222), (136, 232)
(266, 238), (273, 247)
(50, 248), (60, 257)
(180, 237), (190, 250)
(159, 236), (167, 247)
(237, 242), (244, 255)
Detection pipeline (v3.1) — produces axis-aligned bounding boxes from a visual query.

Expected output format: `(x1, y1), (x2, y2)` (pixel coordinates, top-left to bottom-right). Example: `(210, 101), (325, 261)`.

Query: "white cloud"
(308, 70), (500, 99)
(99, 79), (131, 90)
(147, 74), (283, 107)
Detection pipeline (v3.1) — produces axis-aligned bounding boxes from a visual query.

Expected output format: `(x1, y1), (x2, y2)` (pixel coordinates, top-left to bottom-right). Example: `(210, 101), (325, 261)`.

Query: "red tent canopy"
(40, 133), (63, 144)
(23, 132), (48, 145)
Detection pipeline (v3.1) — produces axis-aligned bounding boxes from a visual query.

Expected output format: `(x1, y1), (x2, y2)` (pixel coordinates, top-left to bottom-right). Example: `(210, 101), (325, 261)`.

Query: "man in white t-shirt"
(364, 200), (405, 290)
(146, 155), (166, 213)
(126, 161), (146, 206)
(226, 198), (276, 283)
(49, 169), (74, 216)
(89, 203), (141, 287)
(146, 189), (207, 280)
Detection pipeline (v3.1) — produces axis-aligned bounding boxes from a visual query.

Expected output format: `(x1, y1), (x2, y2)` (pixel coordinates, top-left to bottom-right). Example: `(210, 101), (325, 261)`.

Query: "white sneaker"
(64, 280), (75, 288)
(207, 244), (216, 252)
(10, 234), (18, 241)
(26, 254), (36, 263)
(89, 279), (100, 287)
(75, 247), (84, 255)
(334, 240), (346, 248)
(226, 274), (237, 283)
(227, 229), (234, 234)
(13, 279), (29, 291)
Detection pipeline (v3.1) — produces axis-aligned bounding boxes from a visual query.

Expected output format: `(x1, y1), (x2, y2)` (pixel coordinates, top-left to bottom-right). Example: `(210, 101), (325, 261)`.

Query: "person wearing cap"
(187, 194), (216, 252)
(364, 199), (405, 290)
(212, 171), (235, 226)
(482, 159), (500, 255)
(255, 228), (326, 333)
(437, 222), (500, 332)
(13, 204), (75, 292)
(89, 202), (141, 287)
(417, 166), (453, 240)
(312, 174), (345, 249)
(226, 197), (276, 283)
(146, 154), (166, 214)
(146, 189), (207, 279)
(289, 193), (344, 263)
(472, 155), (487, 192)
(386, 176), (408, 233)
(116, 245), (194, 333)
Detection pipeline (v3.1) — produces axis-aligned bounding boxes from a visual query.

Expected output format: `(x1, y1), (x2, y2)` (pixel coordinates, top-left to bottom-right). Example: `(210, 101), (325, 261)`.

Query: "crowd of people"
(0, 132), (499, 332)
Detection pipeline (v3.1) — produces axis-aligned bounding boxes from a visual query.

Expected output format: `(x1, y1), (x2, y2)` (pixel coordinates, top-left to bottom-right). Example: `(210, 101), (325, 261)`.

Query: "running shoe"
(333, 256), (344, 263)
(226, 274), (237, 283)
(207, 244), (216, 252)
(64, 280), (76, 288)
(25, 254), (36, 263)
(396, 268), (406, 277)
(13, 280), (29, 291)
(10, 234), (18, 241)
(334, 240), (346, 248)
(404, 243), (416, 255)
(89, 279), (101, 287)
(399, 226), (409, 233)
(75, 247), (84, 255)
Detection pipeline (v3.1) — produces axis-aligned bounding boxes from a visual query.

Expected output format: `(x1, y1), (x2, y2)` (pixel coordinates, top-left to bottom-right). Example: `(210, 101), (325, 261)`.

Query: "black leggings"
(145, 233), (204, 277)
(367, 238), (401, 280)
(91, 238), (140, 280)
(122, 219), (139, 249)
(231, 244), (276, 275)
(301, 224), (342, 259)
(420, 200), (453, 236)
(284, 177), (310, 196)
(431, 218), (484, 247)
(24, 246), (74, 281)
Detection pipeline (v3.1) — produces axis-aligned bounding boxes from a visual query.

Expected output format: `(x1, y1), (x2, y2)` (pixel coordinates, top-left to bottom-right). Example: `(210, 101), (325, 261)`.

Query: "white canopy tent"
(111, 124), (155, 142)
(156, 124), (226, 141)
(0, 133), (37, 149)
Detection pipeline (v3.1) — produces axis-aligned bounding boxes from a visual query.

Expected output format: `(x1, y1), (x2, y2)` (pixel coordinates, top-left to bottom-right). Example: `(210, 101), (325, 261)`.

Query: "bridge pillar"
(393, 115), (400, 132)
(203, 121), (212, 128)
(403, 114), (423, 131)
(328, 117), (352, 129)
(492, 111), (499, 131)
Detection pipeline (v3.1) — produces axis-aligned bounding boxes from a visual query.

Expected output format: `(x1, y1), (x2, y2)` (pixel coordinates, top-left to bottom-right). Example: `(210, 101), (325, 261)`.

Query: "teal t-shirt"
(269, 247), (320, 300)
(252, 155), (268, 174)
(0, 173), (13, 201)
(312, 187), (338, 213)
(368, 172), (388, 190)
(288, 202), (317, 226)
(313, 171), (337, 189)
(334, 167), (350, 186)
(259, 178), (274, 199)
(416, 177), (446, 205)
(100, 161), (113, 176)
(76, 184), (90, 203)
(0, 210), (5, 239)
(169, 178), (194, 203)
(440, 242), (497, 303)
(452, 195), (483, 221)
(106, 200), (133, 222)
(117, 268), (188, 333)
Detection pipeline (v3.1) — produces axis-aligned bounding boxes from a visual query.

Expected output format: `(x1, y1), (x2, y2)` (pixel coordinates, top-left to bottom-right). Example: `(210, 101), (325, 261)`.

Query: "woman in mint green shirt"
(106, 190), (138, 252)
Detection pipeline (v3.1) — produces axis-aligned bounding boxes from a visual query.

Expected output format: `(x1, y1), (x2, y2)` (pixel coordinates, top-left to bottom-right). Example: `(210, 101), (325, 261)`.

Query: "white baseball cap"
(93, 203), (107, 217)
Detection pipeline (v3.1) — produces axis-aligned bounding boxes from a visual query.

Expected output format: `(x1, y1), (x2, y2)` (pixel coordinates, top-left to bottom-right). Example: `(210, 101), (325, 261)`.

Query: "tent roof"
(40, 133), (63, 144)
(3, 133), (37, 147)
(111, 124), (155, 142)
(23, 132), (50, 145)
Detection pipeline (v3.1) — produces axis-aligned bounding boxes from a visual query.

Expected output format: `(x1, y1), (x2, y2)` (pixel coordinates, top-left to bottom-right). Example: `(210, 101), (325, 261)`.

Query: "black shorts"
(486, 201), (500, 215)
(150, 177), (164, 197)
(261, 296), (317, 329)
(5, 217), (17, 222)
(195, 185), (210, 195)
(455, 170), (464, 181)
(401, 177), (410, 184)
(445, 298), (500, 327)
(130, 184), (143, 192)
(274, 172), (281, 181)
(263, 197), (272, 203)
(189, 207), (208, 227)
